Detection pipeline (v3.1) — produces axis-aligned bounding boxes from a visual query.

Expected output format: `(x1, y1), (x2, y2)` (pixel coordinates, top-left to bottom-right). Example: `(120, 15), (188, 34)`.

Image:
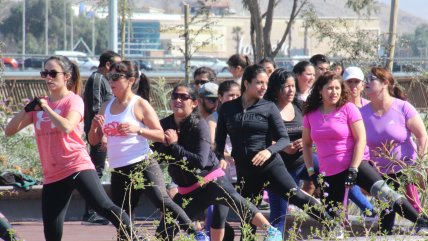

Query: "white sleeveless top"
(103, 95), (152, 168)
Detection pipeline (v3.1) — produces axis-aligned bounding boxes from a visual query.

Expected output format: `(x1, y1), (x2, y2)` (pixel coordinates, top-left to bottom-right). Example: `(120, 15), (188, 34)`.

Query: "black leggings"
(42, 169), (132, 241)
(237, 155), (327, 222)
(110, 161), (195, 235)
(323, 161), (420, 233)
(157, 176), (259, 240)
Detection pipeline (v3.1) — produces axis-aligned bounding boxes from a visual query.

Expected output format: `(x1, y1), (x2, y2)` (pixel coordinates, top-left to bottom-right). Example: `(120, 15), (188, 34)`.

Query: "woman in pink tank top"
(5, 55), (135, 240)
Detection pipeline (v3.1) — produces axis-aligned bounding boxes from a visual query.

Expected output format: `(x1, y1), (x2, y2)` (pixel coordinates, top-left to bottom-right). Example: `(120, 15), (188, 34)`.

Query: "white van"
(54, 51), (99, 71)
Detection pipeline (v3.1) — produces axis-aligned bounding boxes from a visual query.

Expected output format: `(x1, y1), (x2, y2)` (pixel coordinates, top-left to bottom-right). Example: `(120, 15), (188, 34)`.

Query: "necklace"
(320, 106), (335, 123)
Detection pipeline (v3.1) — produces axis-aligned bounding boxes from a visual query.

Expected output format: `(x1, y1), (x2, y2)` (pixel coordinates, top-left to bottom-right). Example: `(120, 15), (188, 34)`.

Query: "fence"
(1, 73), (428, 111)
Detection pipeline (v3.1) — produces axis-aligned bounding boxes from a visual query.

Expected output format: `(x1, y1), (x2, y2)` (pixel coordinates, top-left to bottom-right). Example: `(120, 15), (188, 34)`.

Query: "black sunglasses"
(204, 97), (218, 104)
(40, 70), (65, 78)
(171, 93), (193, 101)
(194, 79), (208, 85)
(108, 73), (127, 81)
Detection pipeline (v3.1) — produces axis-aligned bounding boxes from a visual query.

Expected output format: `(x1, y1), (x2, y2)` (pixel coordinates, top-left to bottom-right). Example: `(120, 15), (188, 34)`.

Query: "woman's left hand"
(251, 149), (272, 166)
(118, 122), (139, 135)
(165, 129), (178, 145)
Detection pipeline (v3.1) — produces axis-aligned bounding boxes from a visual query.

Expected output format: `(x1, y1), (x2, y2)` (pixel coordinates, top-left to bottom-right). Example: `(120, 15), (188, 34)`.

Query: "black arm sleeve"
(170, 120), (212, 169)
(267, 105), (290, 154)
(214, 105), (227, 161)
(91, 73), (102, 113)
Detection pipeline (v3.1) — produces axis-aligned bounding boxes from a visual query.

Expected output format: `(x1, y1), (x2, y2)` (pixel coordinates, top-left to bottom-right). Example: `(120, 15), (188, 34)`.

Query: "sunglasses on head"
(40, 70), (65, 78)
(171, 93), (193, 101)
(108, 73), (127, 81)
(194, 79), (208, 85)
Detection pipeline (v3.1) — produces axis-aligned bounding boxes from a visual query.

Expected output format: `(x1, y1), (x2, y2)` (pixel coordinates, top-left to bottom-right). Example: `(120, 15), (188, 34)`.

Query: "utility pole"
(386, 0), (399, 71)
(92, 12), (95, 54)
(71, 7), (74, 50)
(183, 3), (190, 84)
(108, 0), (118, 52)
(22, 0), (26, 68)
(45, 0), (49, 55)
(64, 1), (67, 50)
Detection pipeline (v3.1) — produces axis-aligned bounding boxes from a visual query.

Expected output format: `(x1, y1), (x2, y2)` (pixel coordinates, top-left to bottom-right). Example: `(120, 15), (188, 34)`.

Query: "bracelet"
(307, 167), (315, 174)
(348, 167), (358, 173)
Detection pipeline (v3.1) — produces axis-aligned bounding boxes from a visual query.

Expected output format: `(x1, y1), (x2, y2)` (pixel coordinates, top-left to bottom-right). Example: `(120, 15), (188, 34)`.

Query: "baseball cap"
(198, 82), (219, 98)
(343, 67), (364, 81)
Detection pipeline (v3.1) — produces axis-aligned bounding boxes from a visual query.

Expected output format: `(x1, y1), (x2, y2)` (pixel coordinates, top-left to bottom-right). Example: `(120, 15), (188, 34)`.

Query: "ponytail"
(136, 72), (151, 101)
(69, 61), (82, 95)
(391, 85), (407, 100)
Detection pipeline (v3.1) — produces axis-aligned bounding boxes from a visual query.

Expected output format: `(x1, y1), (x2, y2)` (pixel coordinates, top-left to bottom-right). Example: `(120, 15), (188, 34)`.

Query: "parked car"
(54, 50), (99, 71)
(180, 56), (229, 73)
(139, 60), (153, 71)
(1, 57), (19, 70)
(24, 57), (45, 69)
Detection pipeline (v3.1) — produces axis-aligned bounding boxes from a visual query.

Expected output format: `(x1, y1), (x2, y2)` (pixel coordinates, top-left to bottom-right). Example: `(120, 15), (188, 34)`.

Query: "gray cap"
(198, 82), (219, 98)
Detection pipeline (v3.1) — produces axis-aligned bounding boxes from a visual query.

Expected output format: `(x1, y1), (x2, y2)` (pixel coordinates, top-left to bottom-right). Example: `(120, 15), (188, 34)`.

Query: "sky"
(378, 0), (428, 21)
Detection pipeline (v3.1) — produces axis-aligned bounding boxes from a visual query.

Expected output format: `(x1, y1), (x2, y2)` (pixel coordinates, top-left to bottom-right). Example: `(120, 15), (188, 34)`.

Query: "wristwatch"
(138, 128), (144, 136)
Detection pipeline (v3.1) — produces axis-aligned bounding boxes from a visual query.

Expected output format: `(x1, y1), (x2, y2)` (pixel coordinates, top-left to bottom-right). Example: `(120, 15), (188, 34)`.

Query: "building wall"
(127, 13), (380, 59)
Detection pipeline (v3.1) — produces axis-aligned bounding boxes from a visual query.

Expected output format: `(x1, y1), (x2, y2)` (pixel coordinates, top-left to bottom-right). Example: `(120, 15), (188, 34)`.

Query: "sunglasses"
(171, 93), (193, 101)
(107, 73), (127, 81)
(40, 70), (65, 78)
(194, 79), (208, 85)
(367, 74), (379, 82)
(204, 97), (218, 104)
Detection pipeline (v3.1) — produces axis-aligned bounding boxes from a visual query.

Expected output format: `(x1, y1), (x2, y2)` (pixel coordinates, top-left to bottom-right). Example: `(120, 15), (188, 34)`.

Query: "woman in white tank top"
(88, 61), (202, 239)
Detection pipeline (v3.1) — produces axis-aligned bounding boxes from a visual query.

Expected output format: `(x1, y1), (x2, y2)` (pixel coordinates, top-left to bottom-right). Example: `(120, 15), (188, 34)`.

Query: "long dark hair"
(370, 67), (407, 100)
(110, 60), (138, 78)
(292, 61), (314, 96)
(45, 55), (81, 95)
(264, 68), (301, 109)
(241, 64), (267, 93)
(303, 71), (350, 115)
(135, 72), (151, 101)
(218, 80), (240, 97)
(227, 53), (251, 69)
(259, 57), (277, 69)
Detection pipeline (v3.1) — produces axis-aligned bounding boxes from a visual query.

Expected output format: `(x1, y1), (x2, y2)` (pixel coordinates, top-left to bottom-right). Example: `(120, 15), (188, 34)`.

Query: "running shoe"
(264, 226), (282, 241)
(194, 231), (210, 241)
(416, 218), (428, 236)
(81, 212), (109, 226)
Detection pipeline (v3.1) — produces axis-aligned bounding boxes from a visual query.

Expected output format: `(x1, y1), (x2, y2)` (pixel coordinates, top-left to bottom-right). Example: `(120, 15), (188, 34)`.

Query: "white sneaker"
(330, 225), (345, 240)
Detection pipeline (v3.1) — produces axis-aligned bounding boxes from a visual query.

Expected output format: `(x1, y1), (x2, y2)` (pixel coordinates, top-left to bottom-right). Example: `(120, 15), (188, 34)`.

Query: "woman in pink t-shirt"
(5, 55), (134, 241)
(302, 71), (428, 234)
(361, 67), (426, 233)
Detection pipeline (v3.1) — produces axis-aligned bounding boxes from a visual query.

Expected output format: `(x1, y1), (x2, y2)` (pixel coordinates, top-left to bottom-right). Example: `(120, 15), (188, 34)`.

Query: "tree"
(164, 2), (222, 83)
(232, 26), (244, 54)
(0, 0), (108, 54)
(241, 0), (308, 62)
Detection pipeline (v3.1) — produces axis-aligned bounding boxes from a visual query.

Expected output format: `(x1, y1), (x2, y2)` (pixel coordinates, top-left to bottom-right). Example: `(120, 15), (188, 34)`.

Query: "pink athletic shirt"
(303, 102), (362, 176)
(31, 92), (95, 184)
(360, 98), (418, 174)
